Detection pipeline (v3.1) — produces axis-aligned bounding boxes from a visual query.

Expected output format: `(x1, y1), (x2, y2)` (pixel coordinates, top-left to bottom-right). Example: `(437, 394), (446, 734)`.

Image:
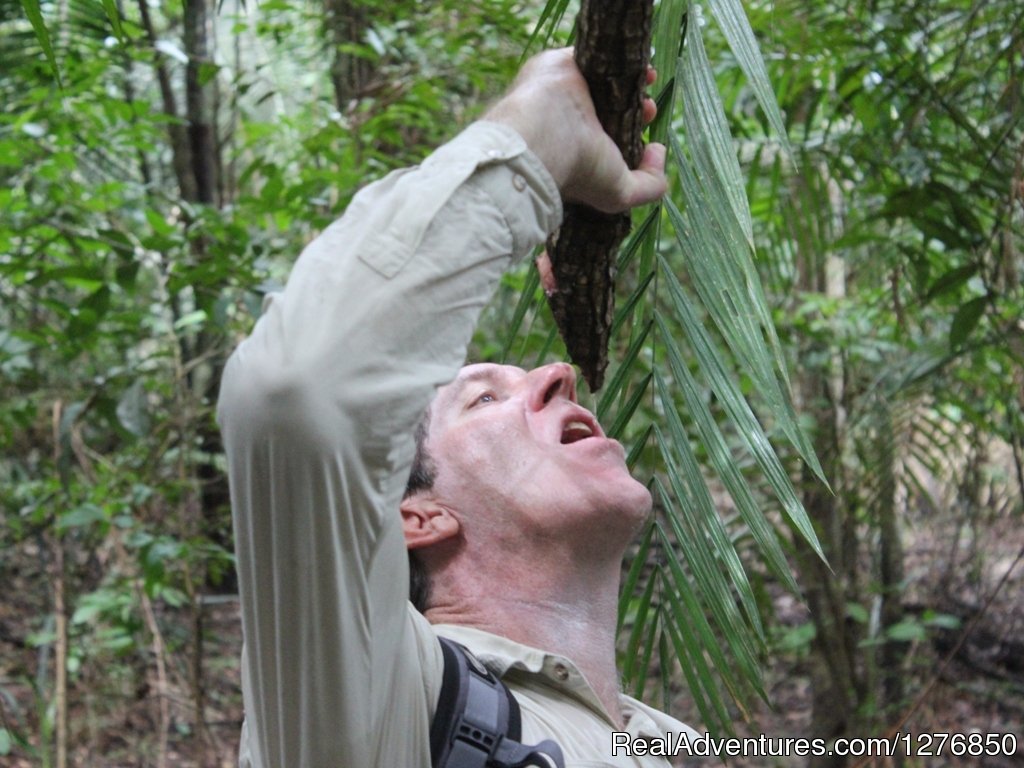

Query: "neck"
(424, 550), (626, 725)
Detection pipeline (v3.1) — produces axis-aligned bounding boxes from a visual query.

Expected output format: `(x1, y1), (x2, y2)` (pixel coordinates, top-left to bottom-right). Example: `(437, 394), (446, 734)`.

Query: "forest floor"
(1, 510), (1021, 767)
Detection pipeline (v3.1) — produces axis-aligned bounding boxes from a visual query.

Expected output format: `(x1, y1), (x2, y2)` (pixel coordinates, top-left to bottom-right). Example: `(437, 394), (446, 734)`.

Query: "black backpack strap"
(430, 637), (565, 768)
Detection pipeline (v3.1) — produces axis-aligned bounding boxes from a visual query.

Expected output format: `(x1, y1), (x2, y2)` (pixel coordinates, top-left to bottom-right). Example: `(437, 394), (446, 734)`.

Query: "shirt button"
(487, 149), (502, 159)
(553, 663), (570, 681)
(512, 173), (527, 192)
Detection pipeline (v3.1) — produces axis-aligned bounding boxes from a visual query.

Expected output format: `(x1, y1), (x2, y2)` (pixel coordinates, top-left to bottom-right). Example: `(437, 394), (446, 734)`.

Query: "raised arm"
(217, 49), (664, 768)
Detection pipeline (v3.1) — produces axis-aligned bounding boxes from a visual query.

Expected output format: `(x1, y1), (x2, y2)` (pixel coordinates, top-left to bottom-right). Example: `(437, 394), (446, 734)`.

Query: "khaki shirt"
(218, 121), (699, 767)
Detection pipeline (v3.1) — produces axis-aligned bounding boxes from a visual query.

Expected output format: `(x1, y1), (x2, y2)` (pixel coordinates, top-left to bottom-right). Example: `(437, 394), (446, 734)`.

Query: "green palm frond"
(521, 0), (573, 60)
(100, 0), (125, 42)
(490, 0), (831, 733)
(18, 0), (60, 84)
(706, 0), (792, 160)
(14, 0), (114, 85)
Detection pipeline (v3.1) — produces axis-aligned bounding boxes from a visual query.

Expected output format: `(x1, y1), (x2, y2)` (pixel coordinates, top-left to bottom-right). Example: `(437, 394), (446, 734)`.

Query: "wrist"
(483, 93), (577, 192)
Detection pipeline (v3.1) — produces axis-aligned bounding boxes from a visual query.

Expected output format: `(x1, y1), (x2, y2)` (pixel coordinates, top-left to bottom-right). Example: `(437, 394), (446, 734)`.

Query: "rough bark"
(545, 0), (654, 391)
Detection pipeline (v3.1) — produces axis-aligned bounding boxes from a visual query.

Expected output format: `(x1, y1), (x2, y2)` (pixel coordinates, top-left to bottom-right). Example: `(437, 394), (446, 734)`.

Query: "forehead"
(434, 362), (527, 410)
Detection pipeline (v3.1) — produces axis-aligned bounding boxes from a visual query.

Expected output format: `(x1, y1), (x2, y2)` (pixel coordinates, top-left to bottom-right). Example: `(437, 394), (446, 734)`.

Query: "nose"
(526, 363), (578, 410)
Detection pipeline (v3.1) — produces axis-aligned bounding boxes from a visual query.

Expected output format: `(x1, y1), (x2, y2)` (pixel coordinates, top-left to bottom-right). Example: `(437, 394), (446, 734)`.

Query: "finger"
(535, 251), (558, 295)
(643, 66), (658, 125)
(643, 95), (657, 126)
(621, 143), (667, 209)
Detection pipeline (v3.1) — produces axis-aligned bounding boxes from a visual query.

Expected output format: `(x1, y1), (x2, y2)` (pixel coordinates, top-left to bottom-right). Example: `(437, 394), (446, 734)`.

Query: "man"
(218, 48), (698, 766)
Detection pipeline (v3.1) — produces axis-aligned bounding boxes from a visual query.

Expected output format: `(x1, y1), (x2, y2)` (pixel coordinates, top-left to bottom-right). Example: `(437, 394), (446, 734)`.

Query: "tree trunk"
(137, 0), (196, 202)
(324, 0), (376, 112)
(184, 0), (220, 206)
(873, 403), (907, 767)
(323, 0), (379, 166)
(791, 166), (862, 768)
(544, 0), (654, 391)
(793, 389), (857, 768)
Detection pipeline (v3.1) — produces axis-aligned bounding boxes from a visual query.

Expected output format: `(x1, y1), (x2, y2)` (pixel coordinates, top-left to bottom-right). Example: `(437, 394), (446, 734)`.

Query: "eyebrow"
(442, 365), (522, 409)
(445, 368), (502, 406)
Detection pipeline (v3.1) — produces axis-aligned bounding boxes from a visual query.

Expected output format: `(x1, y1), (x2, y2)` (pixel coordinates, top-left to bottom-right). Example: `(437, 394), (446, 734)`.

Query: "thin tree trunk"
(50, 402), (68, 768)
(793, 418), (856, 768)
(137, 0), (197, 202)
(323, 0), (378, 166)
(875, 403), (907, 766)
(184, 0), (219, 206)
(324, 0), (375, 110)
(139, 584), (170, 768)
(52, 535), (67, 768)
(544, 0), (654, 391)
(791, 168), (861, 768)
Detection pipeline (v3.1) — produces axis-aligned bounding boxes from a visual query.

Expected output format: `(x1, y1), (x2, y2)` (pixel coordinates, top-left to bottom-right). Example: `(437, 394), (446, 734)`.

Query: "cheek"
(434, 426), (528, 494)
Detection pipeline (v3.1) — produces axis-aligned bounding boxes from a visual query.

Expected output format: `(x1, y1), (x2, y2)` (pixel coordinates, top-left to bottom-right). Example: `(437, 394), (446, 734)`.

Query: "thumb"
(620, 143), (667, 209)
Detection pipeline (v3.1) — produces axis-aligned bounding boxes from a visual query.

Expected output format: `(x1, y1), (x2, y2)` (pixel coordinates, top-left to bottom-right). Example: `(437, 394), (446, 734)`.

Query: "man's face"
(422, 362), (652, 549)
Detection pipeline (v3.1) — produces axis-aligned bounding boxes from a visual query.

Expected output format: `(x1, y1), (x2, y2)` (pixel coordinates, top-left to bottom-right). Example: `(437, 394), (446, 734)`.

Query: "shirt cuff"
(453, 121), (564, 257)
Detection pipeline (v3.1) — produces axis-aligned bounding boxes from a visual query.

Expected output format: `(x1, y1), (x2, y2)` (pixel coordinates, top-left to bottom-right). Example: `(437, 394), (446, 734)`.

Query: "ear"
(401, 494), (460, 550)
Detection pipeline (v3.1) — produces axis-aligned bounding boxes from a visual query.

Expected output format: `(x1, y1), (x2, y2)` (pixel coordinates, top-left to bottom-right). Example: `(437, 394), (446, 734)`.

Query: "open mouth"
(560, 418), (597, 444)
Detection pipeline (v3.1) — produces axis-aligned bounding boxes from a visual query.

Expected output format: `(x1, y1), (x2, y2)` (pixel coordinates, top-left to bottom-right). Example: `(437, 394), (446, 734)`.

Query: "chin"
(623, 482), (654, 522)
(599, 477), (653, 530)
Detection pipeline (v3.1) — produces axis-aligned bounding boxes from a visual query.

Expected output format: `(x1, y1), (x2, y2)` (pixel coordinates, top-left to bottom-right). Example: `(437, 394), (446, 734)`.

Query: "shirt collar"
(433, 624), (701, 742)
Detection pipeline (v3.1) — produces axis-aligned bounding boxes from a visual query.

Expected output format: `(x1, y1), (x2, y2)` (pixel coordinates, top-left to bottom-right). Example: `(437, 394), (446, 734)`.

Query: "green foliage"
(742, 0), (1023, 739)
(3, 0), (1021, 760)
(18, 0), (60, 85)
(1, 0), (533, 759)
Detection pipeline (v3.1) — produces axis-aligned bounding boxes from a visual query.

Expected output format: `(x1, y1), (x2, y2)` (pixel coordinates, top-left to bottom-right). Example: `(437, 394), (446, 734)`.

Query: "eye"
(470, 391), (497, 408)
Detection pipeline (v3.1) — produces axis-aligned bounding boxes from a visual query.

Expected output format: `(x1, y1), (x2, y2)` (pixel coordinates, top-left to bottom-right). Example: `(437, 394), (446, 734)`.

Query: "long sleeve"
(216, 121), (562, 767)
